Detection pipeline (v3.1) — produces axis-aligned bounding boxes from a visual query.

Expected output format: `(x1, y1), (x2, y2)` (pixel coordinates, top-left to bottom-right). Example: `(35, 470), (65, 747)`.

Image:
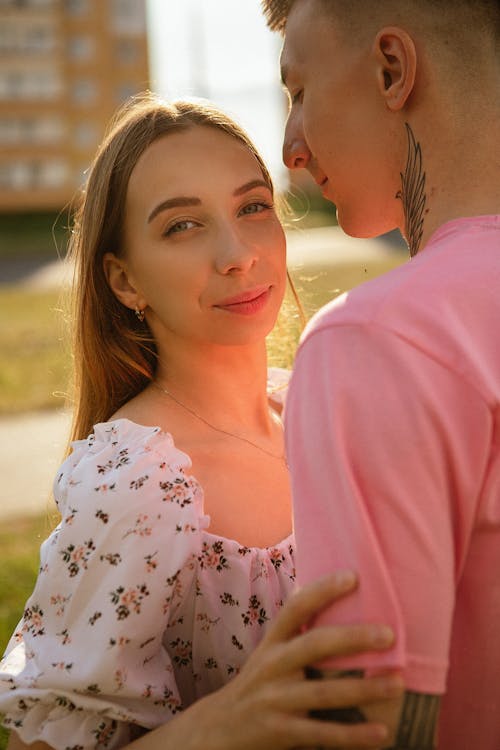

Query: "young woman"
(0, 94), (402, 750)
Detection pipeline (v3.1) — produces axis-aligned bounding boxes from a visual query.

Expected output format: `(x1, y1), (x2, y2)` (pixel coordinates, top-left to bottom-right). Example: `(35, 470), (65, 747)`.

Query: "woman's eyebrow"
(147, 196), (201, 224)
(233, 179), (271, 196)
(147, 180), (270, 224)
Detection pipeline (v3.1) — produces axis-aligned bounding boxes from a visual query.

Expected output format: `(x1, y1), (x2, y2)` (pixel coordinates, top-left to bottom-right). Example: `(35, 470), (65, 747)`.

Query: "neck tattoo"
(396, 122), (427, 257)
(152, 380), (288, 465)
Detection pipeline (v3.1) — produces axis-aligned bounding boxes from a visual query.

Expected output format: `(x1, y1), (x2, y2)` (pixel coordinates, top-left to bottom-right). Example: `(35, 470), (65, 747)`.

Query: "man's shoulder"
(303, 215), (500, 342)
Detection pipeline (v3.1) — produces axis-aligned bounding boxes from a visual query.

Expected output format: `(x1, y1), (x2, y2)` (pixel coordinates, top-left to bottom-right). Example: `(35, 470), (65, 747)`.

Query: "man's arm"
(286, 321), (488, 745)
(306, 666), (440, 748)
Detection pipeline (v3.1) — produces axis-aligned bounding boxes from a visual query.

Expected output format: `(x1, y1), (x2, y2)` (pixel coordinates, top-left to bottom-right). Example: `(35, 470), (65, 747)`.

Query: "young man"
(262, 0), (500, 747)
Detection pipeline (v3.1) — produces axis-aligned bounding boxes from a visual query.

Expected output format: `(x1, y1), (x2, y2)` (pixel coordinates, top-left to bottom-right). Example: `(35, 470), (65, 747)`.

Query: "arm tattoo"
(396, 122), (427, 258)
(305, 667), (440, 749)
(388, 691), (441, 750)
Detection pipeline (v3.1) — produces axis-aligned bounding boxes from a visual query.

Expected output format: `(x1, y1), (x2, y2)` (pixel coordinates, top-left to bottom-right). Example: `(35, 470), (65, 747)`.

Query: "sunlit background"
(0, 10), (405, 708)
(147, 0), (287, 190)
(0, 0), (290, 213)
(0, 0), (405, 536)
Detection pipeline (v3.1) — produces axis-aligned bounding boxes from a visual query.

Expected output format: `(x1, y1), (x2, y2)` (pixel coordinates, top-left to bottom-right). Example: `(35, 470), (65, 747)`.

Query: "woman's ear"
(103, 252), (146, 312)
(373, 26), (417, 111)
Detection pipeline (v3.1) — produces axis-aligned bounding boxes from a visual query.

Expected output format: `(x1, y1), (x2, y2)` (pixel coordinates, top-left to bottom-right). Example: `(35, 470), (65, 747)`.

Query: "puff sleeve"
(0, 420), (207, 749)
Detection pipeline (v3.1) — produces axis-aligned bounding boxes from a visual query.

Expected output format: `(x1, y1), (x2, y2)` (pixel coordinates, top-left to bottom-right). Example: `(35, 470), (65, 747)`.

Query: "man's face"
(281, 0), (401, 238)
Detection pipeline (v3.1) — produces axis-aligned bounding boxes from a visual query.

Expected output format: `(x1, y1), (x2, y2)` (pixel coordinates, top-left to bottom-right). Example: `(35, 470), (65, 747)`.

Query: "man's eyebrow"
(233, 179), (271, 197)
(147, 196), (201, 224)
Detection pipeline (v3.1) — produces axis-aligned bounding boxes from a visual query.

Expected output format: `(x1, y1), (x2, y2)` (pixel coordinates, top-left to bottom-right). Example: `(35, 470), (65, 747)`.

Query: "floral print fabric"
(0, 371), (295, 749)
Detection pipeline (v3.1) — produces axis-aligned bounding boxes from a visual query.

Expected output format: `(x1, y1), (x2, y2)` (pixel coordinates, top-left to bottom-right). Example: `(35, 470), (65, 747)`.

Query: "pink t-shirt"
(285, 216), (500, 748)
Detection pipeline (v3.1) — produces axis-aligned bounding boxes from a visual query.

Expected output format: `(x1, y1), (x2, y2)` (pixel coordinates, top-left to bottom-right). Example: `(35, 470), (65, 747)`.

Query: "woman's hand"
(137, 571), (403, 750)
(7, 572), (402, 750)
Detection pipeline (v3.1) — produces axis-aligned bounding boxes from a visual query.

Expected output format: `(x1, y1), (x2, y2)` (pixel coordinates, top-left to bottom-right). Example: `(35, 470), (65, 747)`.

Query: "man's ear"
(373, 27), (417, 111)
(103, 252), (146, 312)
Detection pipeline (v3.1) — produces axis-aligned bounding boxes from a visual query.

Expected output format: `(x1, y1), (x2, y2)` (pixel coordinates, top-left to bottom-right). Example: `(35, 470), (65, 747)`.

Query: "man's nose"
(283, 112), (312, 170)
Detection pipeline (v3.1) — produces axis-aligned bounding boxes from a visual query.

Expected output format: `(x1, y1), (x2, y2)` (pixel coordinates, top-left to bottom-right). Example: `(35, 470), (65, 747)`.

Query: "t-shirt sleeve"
(285, 323), (490, 694)
(0, 422), (206, 749)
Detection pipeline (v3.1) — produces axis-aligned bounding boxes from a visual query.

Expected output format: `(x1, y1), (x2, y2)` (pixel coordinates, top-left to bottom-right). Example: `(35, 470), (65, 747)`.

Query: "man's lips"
(307, 163), (328, 189)
(214, 285), (272, 315)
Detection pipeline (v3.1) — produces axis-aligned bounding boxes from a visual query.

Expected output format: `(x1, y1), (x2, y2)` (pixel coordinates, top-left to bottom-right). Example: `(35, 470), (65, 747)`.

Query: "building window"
(74, 121), (98, 148)
(0, 159), (68, 190)
(115, 38), (138, 64)
(0, 162), (33, 190)
(35, 117), (65, 143)
(0, 164), (15, 189)
(26, 25), (57, 54)
(0, 22), (56, 55)
(68, 34), (95, 61)
(0, 116), (65, 145)
(72, 78), (98, 105)
(39, 159), (68, 188)
(110, 0), (146, 35)
(0, 120), (17, 144)
(0, 68), (62, 100)
(64, 0), (88, 17)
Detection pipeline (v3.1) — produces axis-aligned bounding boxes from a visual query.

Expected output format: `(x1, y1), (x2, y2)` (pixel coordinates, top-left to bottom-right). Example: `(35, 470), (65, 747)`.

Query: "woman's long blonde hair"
(67, 93), (275, 444)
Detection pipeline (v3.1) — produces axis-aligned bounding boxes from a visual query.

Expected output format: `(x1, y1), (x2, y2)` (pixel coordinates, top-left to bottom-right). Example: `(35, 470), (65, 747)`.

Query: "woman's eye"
(164, 219), (198, 236)
(240, 201), (273, 216)
(292, 89), (303, 105)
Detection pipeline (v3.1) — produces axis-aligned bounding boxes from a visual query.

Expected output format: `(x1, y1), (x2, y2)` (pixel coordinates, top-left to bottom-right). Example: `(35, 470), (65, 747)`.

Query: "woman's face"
(116, 125), (287, 350)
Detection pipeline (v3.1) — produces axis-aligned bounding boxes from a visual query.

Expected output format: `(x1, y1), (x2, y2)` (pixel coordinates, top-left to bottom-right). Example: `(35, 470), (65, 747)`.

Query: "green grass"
(0, 514), (56, 749)
(0, 211), (68, 260)
(0, 288), (70, 415)
(0, 516), (52, 655)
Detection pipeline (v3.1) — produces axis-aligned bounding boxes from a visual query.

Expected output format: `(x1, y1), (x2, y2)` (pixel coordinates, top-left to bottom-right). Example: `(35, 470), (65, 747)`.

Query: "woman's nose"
(215, 230), (258, 275)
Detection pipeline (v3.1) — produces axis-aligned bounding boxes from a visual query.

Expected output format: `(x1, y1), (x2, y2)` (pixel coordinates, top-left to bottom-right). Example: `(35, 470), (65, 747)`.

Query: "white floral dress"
(0, 370), (295, 749)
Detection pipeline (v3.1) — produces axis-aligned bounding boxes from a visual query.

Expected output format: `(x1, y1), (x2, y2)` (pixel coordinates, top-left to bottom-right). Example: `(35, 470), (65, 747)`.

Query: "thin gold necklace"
(152, 380), (287, 464)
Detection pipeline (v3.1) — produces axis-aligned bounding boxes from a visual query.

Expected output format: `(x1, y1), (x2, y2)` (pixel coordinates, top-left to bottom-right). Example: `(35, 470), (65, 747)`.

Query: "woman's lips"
(214, 285), (272, 315)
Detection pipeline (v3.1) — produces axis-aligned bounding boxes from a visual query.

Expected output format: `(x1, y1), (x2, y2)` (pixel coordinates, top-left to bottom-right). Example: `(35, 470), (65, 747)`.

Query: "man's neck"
(404, 109), (500, 254)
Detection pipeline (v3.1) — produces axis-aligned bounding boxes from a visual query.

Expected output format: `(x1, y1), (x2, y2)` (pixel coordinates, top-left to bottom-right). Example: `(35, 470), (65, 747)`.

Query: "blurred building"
(0, 0), (149, 212)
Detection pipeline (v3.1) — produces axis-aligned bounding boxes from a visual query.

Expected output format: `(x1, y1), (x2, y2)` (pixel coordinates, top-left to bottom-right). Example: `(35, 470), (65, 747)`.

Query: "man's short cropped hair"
(261, 0), (500, 45)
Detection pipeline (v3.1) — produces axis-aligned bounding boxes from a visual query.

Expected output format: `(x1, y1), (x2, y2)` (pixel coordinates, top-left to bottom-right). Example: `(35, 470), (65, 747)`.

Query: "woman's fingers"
(224, 572), (400, 750)
(262, 712), (389, 749)
(265, 673), (404, 713)
(264, 571), (359, 643)
(271, 622), (394, 677)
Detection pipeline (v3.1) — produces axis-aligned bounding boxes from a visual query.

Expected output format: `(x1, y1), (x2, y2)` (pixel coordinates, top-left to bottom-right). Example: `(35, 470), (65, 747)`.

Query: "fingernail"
(370, 625), (394, 647)
(334, 569), (357, 588)
(370, 724), (389, 742)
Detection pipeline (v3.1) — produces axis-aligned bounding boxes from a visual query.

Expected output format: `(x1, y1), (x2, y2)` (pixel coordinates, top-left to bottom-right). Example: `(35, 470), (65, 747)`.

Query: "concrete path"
(0, 410), (71, 521)
(0, 226), (407, 520)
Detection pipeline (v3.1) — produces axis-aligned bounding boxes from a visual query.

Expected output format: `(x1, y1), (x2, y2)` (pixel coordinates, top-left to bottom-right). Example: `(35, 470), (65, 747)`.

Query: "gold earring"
(134, 306), (145, 322)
